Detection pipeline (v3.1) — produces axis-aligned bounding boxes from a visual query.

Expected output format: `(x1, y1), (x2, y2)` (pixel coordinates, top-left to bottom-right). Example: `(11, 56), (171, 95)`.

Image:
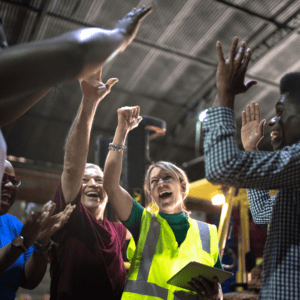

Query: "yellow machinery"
(188, 179), (275, 285)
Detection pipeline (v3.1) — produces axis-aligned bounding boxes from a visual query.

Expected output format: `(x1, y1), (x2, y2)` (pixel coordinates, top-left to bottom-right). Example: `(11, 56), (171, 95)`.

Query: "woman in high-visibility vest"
(104, 106), (223, 300)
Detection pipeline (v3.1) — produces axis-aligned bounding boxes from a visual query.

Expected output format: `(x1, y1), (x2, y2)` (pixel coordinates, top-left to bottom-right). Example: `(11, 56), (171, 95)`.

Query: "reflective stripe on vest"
(197, 221), (210, 254)
(124, 216), (211, 299)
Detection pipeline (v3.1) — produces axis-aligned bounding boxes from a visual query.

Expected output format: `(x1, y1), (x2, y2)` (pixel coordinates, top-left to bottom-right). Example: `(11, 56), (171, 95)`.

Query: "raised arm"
(0, 6), (152, 125)
(203, 37), (300, 190)
(103, 106), (142, 221)
(62, 69), (117, 204)
(240, 102), (273, 223)
(216, 37), (257, 109)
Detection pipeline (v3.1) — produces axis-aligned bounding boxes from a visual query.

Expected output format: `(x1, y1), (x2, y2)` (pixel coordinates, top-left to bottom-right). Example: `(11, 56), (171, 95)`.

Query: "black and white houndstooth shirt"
(203, 107), (300, 300)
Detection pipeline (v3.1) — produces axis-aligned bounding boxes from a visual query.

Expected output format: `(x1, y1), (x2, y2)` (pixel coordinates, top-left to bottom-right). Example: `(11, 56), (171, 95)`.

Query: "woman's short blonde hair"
(143, 161), (190, 213)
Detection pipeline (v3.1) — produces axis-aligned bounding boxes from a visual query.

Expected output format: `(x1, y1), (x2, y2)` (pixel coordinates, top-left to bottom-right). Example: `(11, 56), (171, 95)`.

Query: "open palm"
(80, 67), (118, 101)
(241, 102), (265, 151)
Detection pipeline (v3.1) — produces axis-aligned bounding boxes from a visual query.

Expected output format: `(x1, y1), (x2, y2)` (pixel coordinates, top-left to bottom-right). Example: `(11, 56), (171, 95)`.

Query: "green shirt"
(122, 200), (223, 270)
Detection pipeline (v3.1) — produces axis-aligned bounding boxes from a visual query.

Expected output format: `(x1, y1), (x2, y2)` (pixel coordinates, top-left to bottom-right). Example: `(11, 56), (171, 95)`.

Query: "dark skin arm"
(0, 201), (74, 289)
(20, 203), (75, 289)
(0, 202), (53, 275)
(0, 6), (152, 126)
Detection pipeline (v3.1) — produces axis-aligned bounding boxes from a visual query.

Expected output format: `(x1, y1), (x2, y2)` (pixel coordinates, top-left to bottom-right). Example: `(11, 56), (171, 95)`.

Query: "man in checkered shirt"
(203, 37), (300, 299)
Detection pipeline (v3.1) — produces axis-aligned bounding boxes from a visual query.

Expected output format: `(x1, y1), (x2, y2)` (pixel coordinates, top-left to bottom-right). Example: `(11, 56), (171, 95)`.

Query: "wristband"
(33, 239), (58, 256)
(108, 143), (126, 152)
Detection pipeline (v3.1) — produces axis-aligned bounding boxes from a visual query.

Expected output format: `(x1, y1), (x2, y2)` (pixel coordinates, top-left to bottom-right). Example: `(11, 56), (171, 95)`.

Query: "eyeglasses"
(2, 173), (21, 187)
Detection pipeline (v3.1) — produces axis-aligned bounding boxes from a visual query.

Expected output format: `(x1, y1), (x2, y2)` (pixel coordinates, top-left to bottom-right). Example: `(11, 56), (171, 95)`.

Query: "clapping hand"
(241, 101), (266, 151)
(20, 201), (55, 248)
(37, 203), (76, 243)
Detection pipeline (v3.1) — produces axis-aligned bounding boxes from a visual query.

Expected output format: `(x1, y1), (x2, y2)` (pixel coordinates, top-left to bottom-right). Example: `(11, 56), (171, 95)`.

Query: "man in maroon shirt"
(49, 69), (129, 300)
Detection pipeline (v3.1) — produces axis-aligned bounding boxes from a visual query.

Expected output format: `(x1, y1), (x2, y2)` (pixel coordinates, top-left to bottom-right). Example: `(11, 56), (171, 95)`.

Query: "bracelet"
(33, 239), (58, 256)
(108, 143), (126, 152)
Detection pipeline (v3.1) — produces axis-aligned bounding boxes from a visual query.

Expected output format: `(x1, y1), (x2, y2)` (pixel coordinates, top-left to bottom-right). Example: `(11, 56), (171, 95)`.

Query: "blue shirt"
(0, 214), (33, 300)
(203, 106), (300, 300)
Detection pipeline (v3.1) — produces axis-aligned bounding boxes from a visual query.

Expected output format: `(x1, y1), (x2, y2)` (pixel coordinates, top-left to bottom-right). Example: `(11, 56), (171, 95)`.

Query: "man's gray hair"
(85, 163), (103, 173)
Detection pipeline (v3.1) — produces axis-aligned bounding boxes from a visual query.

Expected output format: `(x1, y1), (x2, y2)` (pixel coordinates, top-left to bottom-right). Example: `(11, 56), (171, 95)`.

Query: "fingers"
(135, 5), (153, 22)
(216, 41), (225, 64)
(246, 105), (251, 123)
(197, 276), (215, 295)
(245, 80), (257, 92)
(105, 78), (119, 91)
(188, 280), (205, 300)
(98, 67), (102, 82)
(242, 111), (246, 126)
(229, 37), (239, 64)
(235, 41), (246, 66)
(213, 276), (220, 290)
(259, 119), (266, 138)
(240, 47), (252, 72)
(64, 204), (76, 220)
(250, 101), (255, 121)
(254, 102), (261, 121)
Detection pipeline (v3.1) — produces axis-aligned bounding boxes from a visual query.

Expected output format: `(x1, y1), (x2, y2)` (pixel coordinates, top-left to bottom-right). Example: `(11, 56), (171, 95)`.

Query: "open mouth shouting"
(1, 190), (12, 207)
(86, 191), (100, 198)
(159, 191), (172, 200)
(270, 130), (281, 147)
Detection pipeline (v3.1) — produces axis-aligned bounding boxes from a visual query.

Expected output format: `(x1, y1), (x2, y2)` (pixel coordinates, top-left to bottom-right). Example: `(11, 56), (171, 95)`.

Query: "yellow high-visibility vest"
(122, 210), (219, 300)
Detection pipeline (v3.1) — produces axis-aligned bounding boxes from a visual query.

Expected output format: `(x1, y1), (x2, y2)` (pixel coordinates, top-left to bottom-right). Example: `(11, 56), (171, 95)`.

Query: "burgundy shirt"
(49, 184), (126, 300)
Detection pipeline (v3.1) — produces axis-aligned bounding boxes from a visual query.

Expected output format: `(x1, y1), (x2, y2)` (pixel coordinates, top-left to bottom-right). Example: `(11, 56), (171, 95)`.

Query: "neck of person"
(86, 203), (106, 223)
(159, 205), (183, 215)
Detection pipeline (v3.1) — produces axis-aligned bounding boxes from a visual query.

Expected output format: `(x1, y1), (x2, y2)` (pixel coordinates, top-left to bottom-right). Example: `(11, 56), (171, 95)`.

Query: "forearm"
(203, 107), (300, 189)
(247, 189), (274, 224)
(103, 125), (134, 221)
(21, 251), (48, 289)
(0, 243), (25, 275)
(62, 98), (98, 202)
(0, 28), (123, 101)
(217, 89), (235, 110)
(104, 125), (128, 192)
(0, 87), (52, 128)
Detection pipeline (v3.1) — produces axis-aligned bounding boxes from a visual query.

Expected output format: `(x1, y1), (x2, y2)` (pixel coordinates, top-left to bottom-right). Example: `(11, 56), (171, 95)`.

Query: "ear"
(181, 182), (187, 194)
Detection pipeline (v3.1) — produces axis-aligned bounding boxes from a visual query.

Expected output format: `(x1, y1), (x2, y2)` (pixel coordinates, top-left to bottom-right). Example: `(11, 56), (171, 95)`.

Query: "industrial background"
(3, 0), (300, 188)
(1, 0), (294, 298)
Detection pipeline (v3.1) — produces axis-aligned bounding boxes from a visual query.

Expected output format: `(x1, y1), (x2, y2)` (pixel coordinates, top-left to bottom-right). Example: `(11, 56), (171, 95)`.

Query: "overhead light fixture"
(212, 194), (225, 206)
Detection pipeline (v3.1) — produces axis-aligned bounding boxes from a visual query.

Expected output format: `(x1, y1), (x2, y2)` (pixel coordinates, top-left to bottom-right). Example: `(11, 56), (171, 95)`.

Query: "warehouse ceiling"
(2, 0), (300, 181)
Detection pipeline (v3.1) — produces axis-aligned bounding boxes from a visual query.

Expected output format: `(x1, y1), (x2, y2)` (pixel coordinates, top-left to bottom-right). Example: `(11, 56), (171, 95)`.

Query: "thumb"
(138, 116), (143, 122)
(245, 80), (258, 92)
(105, 78), (118, 90)
(259, 119), (266, 137)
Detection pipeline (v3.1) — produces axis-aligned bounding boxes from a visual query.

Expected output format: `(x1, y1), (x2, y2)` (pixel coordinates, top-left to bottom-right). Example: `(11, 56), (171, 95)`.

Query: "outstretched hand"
(80, 68), (118, 101)
(216, 37), (257, 108)
(117, 106), (142, 132)
(189, 276), (222, 300)
(115, 6), (153, 52)
(241, 101), (266, 151)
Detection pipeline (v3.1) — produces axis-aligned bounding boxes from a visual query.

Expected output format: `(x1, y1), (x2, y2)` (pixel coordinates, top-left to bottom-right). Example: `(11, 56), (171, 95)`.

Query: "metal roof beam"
(214, 0), (293, 30)
(29, 0), (52, 41)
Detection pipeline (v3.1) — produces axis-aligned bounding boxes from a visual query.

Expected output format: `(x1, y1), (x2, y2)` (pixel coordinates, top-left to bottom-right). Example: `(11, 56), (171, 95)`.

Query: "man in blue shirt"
(203, 37), (300, 299)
